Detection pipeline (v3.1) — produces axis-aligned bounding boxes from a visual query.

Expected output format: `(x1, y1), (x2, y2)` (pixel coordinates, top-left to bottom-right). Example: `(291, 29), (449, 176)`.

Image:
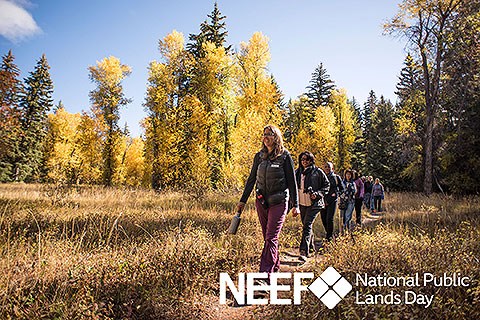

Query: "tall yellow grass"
(0, 184), (478, 319)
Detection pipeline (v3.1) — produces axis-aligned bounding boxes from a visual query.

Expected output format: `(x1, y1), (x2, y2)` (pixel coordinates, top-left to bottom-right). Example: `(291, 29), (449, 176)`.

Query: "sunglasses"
(263, 133), (275, 137)
(301, 158), (310, 162)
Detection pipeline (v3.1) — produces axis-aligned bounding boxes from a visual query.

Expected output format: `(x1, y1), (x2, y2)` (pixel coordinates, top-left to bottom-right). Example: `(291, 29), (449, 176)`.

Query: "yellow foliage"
(329, 89), (357, 172)
(159, 30), (185, 64)
(46, 108), (82, 183)
(188, 144), (211, 193)
(123, 137), (145, 187)
(88, 56), (131, 88)
(312, 105), (336, 165)
(227, 32), (284, 186)
(76, 112), (103, 184)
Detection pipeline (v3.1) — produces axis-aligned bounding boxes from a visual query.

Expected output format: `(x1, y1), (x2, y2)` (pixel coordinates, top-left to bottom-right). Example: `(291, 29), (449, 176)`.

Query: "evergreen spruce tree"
(361, 90), (377, 177)
(440, 0), (480, 193)
(349, 97), (366, 173)
(363, 90), (377, 132)
(365, 96), (400, 189)
(396, 54), (422, 100)
(0, 50), (23, 181)
(17, 54), (54, 182)
(305, 63), (335, 109)
(184, 4), (234, 189)
(395, 54), (425, 190)
(187, 2), (231, 58)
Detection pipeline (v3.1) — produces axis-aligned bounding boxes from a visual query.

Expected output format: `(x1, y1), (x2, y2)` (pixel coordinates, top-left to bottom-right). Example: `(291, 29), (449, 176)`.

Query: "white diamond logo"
(320, 266), (342, 285)
(333, 277), (353, 298)
(320, 290), (342, 309)
(309, 267), (352, 309)
(308, 277), (329, 299)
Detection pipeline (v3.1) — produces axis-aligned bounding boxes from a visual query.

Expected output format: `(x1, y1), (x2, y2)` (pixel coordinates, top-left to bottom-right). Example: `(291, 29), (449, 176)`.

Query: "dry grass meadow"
(0, 184), (479, 319)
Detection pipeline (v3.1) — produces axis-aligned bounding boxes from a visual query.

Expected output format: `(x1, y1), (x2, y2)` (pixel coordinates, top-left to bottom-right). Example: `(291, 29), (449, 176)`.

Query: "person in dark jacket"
(340, 169), (357, 231)
(353, 170), (364, 226)
(237, 125), (300, 278)
(363, 176), (373, 211)
(295, 151), (330, 261)
(320, 162), (344, 241)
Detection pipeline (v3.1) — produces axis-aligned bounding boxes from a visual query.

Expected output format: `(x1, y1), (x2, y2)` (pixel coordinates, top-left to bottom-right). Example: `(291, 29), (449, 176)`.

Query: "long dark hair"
(297, 151), (315, 170)
(261, 124), (285, 160)
(344, 169), (354, 181)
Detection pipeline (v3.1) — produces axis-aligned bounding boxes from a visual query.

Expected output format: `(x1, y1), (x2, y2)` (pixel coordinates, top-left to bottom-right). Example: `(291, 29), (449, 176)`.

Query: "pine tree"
(17, 54), (54, 182)
(365, 96), (400, 189)
(0, 50), (23, 181)
(305, 63), (335, 109)
(88, 56), (131, 187)
(360, 90), (377, 177)
(271, 75), (286, 111)
(187, 2), (231, 58)
(349, 97), (366, 173)
(440, 0), (480, 193)
(363, 90), (377, 132)
(395, 54), (425, 190)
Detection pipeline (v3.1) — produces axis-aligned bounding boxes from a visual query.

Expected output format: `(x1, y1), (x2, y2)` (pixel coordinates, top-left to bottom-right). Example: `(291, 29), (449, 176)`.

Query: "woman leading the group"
(236, 125), (300, 277)
(295, 151), (329, 261)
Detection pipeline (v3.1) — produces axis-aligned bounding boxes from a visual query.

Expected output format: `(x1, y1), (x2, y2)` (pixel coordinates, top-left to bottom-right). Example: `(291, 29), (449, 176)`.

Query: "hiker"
(353, 170), (364, 226)
(295, 151), (330, 261)
(372, 178), (385, 212)
(339, 169), (356, 231)
(363, 175), (373, 211)
(236, 124), (300, 279)
(321, 161), (344, 241)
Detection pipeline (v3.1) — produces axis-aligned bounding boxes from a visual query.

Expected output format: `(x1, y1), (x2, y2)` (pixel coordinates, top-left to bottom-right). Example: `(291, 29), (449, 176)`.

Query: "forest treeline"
(0, 1), (478, 194)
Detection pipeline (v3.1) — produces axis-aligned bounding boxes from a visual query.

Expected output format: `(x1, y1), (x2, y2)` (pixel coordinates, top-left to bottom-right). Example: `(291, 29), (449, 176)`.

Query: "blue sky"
(0, 0), (407, 137)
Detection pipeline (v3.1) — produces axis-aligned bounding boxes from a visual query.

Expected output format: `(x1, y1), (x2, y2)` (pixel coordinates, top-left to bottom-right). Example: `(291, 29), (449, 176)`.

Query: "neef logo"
(219, 267), (352, 309)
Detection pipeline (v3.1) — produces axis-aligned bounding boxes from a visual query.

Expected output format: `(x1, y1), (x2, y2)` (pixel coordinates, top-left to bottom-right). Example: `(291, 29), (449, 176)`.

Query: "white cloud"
(0, 0), (41, 42)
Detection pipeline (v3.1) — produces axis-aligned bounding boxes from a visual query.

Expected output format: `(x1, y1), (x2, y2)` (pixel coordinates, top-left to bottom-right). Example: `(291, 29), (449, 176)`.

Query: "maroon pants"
(255, 199), (288, 275)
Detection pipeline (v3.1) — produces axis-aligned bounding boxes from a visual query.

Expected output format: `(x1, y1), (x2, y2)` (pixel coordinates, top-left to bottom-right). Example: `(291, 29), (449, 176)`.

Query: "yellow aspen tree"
(122, 137), (145, 187)
(284, 95), (336, 167)
(311, 104), (336, 165)
(284, 95), (314, 160)
(144, 30), (192, 189)
(88, 56), (131, 186)
(229, 32), (283, 185)
(45, 107), (82, 184)
(190, 41), (236, 188)
(76, 112), (104, 184)
(329, 89), (357, 173)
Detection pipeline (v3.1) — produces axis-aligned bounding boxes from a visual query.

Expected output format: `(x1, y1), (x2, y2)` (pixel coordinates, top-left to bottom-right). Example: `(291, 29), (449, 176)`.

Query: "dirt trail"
(212, 210), (385, 319)
(209, 249), (315, 320)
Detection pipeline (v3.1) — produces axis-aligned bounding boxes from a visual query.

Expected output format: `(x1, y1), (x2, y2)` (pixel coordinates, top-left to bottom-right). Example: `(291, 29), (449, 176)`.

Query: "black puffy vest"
(256, 151), (288, 206)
